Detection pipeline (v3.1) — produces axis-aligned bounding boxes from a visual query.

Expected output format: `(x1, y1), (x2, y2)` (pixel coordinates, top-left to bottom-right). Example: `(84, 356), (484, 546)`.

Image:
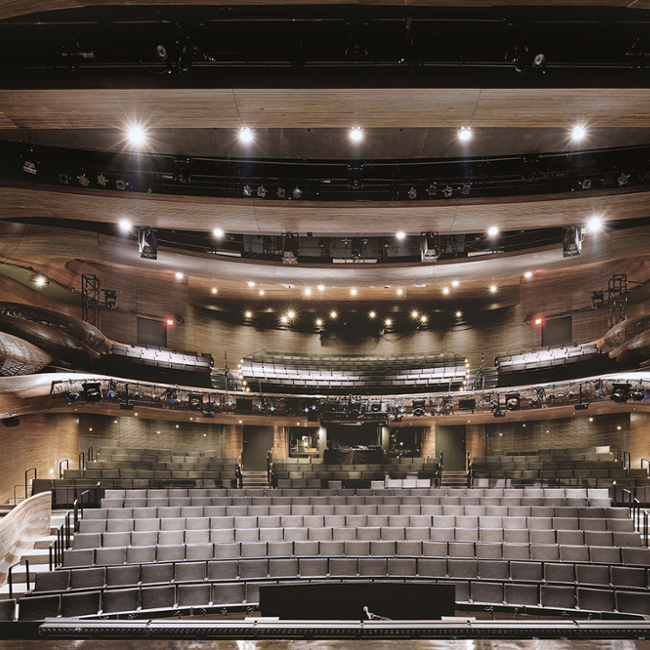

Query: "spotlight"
(396, 231), (406, 240)
(292, 187), (302, 199)
(350, 127), (363, 142)
(428, 184), (437, 196)
(119, 219), (132, 233)
(487, 226), (499, 237)
(243, 185), (252, 197)
(67, 391), (80, 402)
(563, 225), (583, 257)
(133, 387), (144, 399)
(116, 179), (126, 191)
(587, 217), (603, 233)
(407, 187), (417, 200)
(581, 179), (592, 190)
(420, 232), (440, 262)
(458, 127), (472, 141)
(188, 392), (204, 411)
(533, 53), (546, 69)
(277, 187), (286, 198)
(104, 290), (117, 309)
(213, 227), (224, 238)
(610, 383), (630, 403)
(119, 401), (134, 411)
(412, 399), (426, 417)
(22, 161), (37, 175)
(33, 275), (48, 288)
(493, 408), (506, 418)
(444, 186), (453, 198)
(59, 174), (69, 185)
(107, 381), (118, 399)
(257, 186), (267, 198)
(203, 408), (215, 418)
(591, 291), (605, 310)
(156, 44), (168, 61)
(127, 125), (147, 148)
(97, 174), (107, 187)
(575, 402), (589, 411)
(571, 126), (586, 141)
(239, 127), (253, 143)
(618, 173), (630, 186)
(631, 388), (647, 402)
(505, 393), (520, 411)
(83, 383), (102, 403)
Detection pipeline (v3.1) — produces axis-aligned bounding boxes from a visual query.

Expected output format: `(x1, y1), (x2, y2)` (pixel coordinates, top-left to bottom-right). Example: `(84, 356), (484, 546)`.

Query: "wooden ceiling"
(2, 88), (650, 131)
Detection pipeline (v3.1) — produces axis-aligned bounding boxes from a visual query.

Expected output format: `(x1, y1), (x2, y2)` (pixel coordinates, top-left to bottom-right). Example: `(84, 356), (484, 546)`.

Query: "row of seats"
(495, 343), (599, 372)
(62, 541), (650, 568)
(72, 527), (641, 549)
(473, 460), (622, 470)
(98, 447), (220, 456)
(64, 469), (238, 480)
(274, 458), (438, 466)
(34, 558), (650, 595)
(472, 469), (647, 479)
(110, 343), (213, 370)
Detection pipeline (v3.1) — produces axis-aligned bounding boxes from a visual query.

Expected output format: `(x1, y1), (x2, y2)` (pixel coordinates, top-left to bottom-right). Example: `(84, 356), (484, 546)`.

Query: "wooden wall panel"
(421, 425), (436, 458)
(630, 412), (650, 469)
(466, 424), (485, 463)
(225, 423), (244, 459)
(485, 413), (630, 457)
(0, 413), (78, 503)
(273, 426), (289, 458)
(78, 414), (226, 457)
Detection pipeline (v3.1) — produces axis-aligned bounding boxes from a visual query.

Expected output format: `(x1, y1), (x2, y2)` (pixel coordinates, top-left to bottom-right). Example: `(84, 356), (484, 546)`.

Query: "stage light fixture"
(458, 127), (472, 141)
(139, 227), (157, 260)
(618, 173), (630, 186)
(420, 232), (440, 262)
(243, 185), (252, 197)
(350, 127), (363, 142)
(97, 174), (107, 187)
(23, 161), (37, 175)
(571, 126), (586, 141)
(277, 187), (286, 198)
(412, 400), (426, 417)
(293, 187), (302, 199)
(487, 226), (499, 237)
(104, 290), (117, 309)
(239, 127), (253, 143)
(408, 187), (417, 200)
(59, 174), (69, 185)
(213, 227), (224, 238)
(591, 291), (605, 310)
(428, 184), (437, 196)
(116, 179), (126, 190)
(505, 393), (520, 411)
(631, 388), (647, 402)
(83, 383), (102, 403)
(610, 383), (630, 403)
(257, 186), (267, 198)
(188, 392), (204, 411)
(67, 391), (80, 402)
(444, 186), (453, 198)
(563, 225), (583, 257)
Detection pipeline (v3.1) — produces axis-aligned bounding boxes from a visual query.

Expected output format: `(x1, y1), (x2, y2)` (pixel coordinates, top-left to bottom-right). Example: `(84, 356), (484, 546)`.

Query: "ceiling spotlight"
(411, 310), (419, 318)
(385, 318), (392, 327)
(78, 174), (89, 187)
(118, 219), (132, 233)
(248, 282), (256, 287)
(369, 311), (376, 319)
(213, 227), (224, 238)
(97, 174), (107, 187)
(489, 284), (498, 293)
(397, 288), (403, 296)
(330, 311), (337, 319)
(318, 285), (325, 292)
(316, 319), (323, 327)
(396, 231), (406, 240)
(350, 288), (358, 296)
(350, 127), (363, 142)
(287, 310), (295, 319)
(611, 383), (630, 403)
(239, 127), (253, 143)
(451, 280), (459, 287)
(259, 289), (265, 296)
(581, 179), (592, 190)
(442, 287), (450, 295)
(587, 217), (603, 233)
(127, 125), (147, 148)
(304, 287), (312, 296)
(428, 183), (437, 196)
(571, 126), (586, 141)
(524, 271), (533, 279)
(420, 315), (427, 323)
(155, 44), (168, 61)
(211, 288), (218, 294)
(243, 185), (252, 197)
(618, 173), (630, 186)
(281, 315), (288, 324)
(458, 127), (472, 141)
(487, 226), (499, 237)
(277, 187), (286, 198)
(33, 275), (48, 288)
(245, 311), (252, 319)
(455, 311), (462, 318)
(407, 187), (417, 200)
(175, 272), (184, 280)
(444, 186), (453, 198)
(257, 186), (267, 198)
(533, 53), (546, 68)
(293, 187), (302, 199)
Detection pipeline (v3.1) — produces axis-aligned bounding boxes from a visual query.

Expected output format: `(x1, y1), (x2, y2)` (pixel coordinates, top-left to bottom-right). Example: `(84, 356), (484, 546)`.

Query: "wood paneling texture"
(273, 426), (289, 458)
(0, 413), (78, 503)
(630, 412), (650, 469)
(3, 88), (650, 130)
(485, 413), (630, 457)
(421, 425), (436, 459)
(466, 424), (485, 463)
(225, 423), (244, 459)
(2, 185), (650, 236)
(78, 414), (226, 456)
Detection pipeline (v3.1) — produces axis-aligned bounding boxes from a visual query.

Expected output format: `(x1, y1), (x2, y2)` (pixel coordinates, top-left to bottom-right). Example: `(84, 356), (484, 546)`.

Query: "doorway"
(435, 425), (466, 470)
(242, 425), (274, 471)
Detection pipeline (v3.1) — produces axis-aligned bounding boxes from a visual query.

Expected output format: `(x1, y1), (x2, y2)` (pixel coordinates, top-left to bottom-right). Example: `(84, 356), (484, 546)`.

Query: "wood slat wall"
(630, 412), (650, 470)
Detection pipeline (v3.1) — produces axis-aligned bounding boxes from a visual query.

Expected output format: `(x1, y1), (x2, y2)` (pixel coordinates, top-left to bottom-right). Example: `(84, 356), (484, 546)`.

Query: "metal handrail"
(24, 467), (36, 499)
(49, 509), (73, 570)
(641, 458), (650, 474)
(58, 459), (69, 479)
(87, 446), (94, 462)
(8, 559), (29, 599)
(79, 452), (85, 471)
(73, 490), (91, 533)
(623, 451), (631, 470)
(12, 484), (25, 505)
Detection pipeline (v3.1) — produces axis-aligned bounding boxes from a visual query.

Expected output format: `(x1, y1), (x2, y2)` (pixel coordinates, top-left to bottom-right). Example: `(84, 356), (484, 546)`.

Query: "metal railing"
(267, 448), (273, 485)
(11, 484), (25, 505)
(8, 559), (29, 599)
(623, 451), (631, 470)
(73, 490), (92, 533)
(24, 467), (36, 499)
(641, 458), (650, 475)
(49, 511), (72, 571)
(78, 452), (85, 471)
(58, 460), (69, 479)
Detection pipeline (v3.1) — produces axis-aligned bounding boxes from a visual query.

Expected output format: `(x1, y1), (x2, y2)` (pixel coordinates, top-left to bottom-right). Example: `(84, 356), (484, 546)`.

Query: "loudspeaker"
(3, 417), (19, 428)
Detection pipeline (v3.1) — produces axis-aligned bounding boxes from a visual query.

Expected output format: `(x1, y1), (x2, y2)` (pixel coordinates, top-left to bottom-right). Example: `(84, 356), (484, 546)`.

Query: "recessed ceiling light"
(587, 216), (603, 232)
(451, 280), (459, 287)
(211, 287), (218, 294)
(318, 285), (325, 292)
(304, 287), (312, 296)
(118, 218), (132, 233)
(369, 311), (376, 318)
(350, 288), (358, 296)
(316, 319), (323, 326)
(456, 311), (462, 318)
(126, 124), (147, 148)
(489, 284), (498, 293)
(34, 275), (48, 288)
(248, 281), (255, 287)
(571, 125), (586, 141)
(442, 287), (450, 295)
(396, 231), (406, 240)
(385, 318), (392, 326)
(245, 311), (252, 318)
(259, 289), (265, 296)
(239, 127), (253, 143)
(420, 315), (427, 323)
(287, 310), (295, 319)
(524, 271), (533, 279)
(458, 126), (472, 141)
(412, 310), (418, 318)
(487, 226), (499, 237)
(350, 127), (363, 142)
(330, 311), (337, 318)
(213, 227), (224, 238)
(281, 315), (288, 323)
(397, 288), (403, 296)
(175, 272), (184, 280)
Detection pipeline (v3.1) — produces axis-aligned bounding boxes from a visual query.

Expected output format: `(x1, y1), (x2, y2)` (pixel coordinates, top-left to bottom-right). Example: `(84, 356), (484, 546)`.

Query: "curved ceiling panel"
(0, 330), (54, 376)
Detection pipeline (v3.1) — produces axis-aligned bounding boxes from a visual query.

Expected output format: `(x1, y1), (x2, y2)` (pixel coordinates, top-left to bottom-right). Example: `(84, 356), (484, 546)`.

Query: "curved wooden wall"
(0, 492), (51, 589)
(0, 331), (54, 377)
(1, 184), (649, 237)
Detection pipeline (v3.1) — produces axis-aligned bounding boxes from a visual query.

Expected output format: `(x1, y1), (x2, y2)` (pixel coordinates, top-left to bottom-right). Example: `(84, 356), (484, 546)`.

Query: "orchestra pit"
(2, 0), (650, 645)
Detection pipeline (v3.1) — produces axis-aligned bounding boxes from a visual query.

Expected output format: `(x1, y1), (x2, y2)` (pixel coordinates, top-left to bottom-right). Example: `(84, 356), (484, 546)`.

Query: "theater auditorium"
(1, 0), (650, 643)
